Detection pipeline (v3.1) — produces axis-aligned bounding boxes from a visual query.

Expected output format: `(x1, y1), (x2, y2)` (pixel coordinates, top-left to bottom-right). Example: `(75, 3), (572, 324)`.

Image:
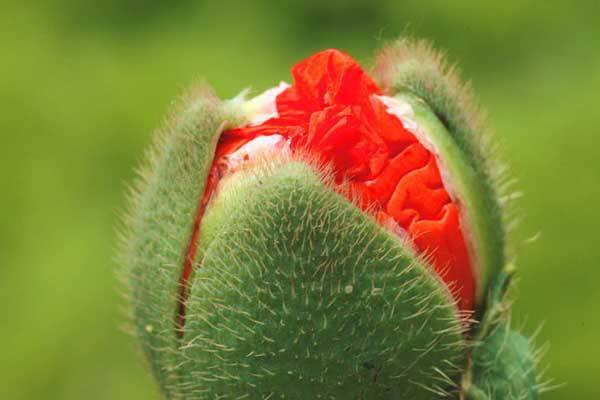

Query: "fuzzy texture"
(466, 323), (539, 400)
(372, 39), (506, 309)
(372, 39), (542, 399)
(181, 158), (467, 399)
(119, 39), (543, 400)
(373, 39), (486, 168)
(215, 49), (477, 312)
(120, 87), (236, 397)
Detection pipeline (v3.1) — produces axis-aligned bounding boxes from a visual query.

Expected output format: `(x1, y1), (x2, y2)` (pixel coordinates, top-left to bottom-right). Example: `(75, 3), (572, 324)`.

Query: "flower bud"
(121, 39), (540, 399)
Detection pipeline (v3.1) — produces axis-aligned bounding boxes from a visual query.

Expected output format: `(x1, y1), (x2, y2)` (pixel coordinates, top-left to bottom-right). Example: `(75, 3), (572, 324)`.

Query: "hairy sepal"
(465, 323), (539, 400)
(120, 86), (240, 398)
(373, 39), (487, 170)
(175, 158), (466, 399)
(373, 40), (505, 309)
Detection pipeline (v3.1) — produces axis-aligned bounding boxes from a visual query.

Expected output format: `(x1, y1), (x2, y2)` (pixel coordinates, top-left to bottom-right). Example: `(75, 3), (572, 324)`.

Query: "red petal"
(210, 49), (476, 313)
(362, 142), (429, 205)
(410, 205), (474, 311)
(291, 49), (382, 109)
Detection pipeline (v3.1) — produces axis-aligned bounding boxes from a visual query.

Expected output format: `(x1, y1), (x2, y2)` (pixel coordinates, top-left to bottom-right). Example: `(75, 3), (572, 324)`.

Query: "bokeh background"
(1, 1), (598, 398)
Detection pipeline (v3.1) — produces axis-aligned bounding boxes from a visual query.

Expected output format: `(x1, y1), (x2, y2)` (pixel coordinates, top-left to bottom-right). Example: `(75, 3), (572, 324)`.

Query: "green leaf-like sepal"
(465, 324), (539, 400)
(373, 39), (543, 399)
(373, 38), (505, 307)
(120, 87), (232, 397)
(180, 158), (466, 398)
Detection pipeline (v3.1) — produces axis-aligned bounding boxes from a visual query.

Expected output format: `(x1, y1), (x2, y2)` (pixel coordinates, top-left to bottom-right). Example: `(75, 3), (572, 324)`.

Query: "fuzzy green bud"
(120, 39), (542, 400)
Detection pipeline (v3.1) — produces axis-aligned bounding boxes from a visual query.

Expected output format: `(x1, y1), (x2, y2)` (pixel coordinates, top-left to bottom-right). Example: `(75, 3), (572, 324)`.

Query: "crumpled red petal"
(209, 49), (475, 311)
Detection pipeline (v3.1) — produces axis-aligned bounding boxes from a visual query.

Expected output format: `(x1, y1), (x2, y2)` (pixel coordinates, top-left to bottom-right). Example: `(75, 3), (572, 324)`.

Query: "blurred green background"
(1, 0), (598, 398)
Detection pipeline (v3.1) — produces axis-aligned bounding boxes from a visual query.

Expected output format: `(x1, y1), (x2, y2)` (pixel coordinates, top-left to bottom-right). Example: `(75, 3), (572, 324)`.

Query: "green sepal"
(373, 40), (542, 399)
(465, 323), (539, 400)
(120, 87), (239, 397)
(373, 39), (490, 175)
(391, 92), (504, 308)
(373, 39), (505, 309)
(461, 263), (539, 399)
(176, 159), (467, 399)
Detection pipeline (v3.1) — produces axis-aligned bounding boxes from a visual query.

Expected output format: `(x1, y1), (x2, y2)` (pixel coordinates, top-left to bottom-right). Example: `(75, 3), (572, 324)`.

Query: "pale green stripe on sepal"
(390, 92), (504, 306)
(372, 41), (541, 398)
(121, 88), (240, 398)
(373, 40), (506, 309)
(176, 159), (467, 399)
(372, 39), (493, 179)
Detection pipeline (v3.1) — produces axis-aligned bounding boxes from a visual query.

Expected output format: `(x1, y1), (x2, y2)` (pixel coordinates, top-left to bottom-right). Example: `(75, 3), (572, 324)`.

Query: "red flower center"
(178, 50), (475, 332)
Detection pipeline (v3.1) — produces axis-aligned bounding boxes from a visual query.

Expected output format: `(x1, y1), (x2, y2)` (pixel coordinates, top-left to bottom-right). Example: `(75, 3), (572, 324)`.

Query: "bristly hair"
(116, 82), (232, 398)
(372, 38), (484, 157)
(372, 37), (524, 281)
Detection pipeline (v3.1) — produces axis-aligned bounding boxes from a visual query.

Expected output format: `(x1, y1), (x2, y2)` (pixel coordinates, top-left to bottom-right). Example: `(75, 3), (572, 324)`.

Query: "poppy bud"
(121, 39), (540, 399)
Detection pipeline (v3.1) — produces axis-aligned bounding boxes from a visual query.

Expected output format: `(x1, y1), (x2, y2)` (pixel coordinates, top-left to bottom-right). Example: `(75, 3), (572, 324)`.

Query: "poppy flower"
(121, 39), (540, 400)
(194, 49), (475, 314)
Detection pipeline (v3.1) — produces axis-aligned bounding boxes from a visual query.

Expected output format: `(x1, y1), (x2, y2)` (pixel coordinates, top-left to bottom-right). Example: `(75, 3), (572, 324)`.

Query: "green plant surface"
(177, 159), (465, 399)
(467, 323), (539, 400)
(1, 1), (598, 399)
